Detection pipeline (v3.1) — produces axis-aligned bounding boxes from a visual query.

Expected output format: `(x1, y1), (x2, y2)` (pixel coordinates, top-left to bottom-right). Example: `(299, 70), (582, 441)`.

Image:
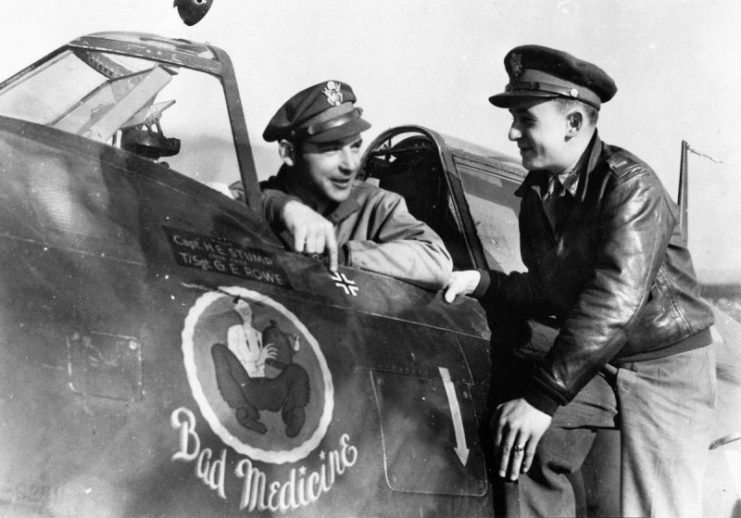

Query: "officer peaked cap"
(490, 45), (617, 110)
(263, 80), (371, 144)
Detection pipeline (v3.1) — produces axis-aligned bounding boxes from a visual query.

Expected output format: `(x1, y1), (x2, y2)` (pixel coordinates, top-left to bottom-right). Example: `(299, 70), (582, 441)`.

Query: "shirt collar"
(554, 135), (594, 197)
(553, 161), (581, 198)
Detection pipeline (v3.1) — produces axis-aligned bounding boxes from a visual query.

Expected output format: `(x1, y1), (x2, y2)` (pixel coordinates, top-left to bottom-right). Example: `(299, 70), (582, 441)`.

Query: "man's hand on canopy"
(443, 270), (482, 302)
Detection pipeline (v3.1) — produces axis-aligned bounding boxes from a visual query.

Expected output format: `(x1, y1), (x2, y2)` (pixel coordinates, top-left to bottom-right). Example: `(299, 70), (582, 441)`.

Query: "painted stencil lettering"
(171, 407), (358, 512)
(164, 227), (290, 287)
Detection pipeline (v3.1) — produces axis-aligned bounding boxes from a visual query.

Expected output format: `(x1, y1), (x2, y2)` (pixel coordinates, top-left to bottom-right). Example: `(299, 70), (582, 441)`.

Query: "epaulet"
(605, 152), (645, 178)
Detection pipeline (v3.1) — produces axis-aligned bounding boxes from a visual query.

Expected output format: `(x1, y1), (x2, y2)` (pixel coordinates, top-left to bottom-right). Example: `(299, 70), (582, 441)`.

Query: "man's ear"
(278, 139), (296, 167)
(565, 111), (583, 139)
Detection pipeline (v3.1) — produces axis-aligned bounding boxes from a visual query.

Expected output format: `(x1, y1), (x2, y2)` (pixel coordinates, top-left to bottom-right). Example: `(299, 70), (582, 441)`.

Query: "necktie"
(542, 176), (567, 233)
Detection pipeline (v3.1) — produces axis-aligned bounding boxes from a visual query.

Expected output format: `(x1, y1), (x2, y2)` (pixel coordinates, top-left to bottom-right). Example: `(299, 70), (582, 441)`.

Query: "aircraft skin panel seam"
(0, 233), (147, 267)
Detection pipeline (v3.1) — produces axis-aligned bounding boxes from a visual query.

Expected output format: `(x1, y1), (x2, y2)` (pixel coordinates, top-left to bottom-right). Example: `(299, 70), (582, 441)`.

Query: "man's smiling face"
(296, 135), (363, 206)
(507, 99), (572, 173)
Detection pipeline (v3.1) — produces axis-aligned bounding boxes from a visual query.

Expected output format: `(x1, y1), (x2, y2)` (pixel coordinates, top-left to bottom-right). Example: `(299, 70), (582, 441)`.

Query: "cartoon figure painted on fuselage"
(211, 298), (310, 437)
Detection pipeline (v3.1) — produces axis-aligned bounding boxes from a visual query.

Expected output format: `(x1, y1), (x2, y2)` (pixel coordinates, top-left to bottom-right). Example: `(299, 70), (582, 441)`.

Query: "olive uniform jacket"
(261, 166), (453, 290)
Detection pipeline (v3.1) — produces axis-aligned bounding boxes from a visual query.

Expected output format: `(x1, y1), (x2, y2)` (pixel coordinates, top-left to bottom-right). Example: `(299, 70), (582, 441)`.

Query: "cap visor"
(305, 117), (371, 144)
(489, 91), (558, 108)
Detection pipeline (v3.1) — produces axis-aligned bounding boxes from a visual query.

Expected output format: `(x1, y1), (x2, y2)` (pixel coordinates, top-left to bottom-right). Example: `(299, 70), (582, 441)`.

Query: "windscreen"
(454, 156), (525, 273)
(0, 49), (241, 194)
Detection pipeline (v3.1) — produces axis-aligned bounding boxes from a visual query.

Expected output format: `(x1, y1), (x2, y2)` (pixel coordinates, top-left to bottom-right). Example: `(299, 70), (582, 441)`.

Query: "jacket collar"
(574, 131), (604, 204)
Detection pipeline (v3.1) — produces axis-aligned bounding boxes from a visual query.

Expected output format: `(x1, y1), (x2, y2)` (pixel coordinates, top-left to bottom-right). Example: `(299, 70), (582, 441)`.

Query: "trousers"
(494, 342), (717, 518)
(617, 345), (716, 518)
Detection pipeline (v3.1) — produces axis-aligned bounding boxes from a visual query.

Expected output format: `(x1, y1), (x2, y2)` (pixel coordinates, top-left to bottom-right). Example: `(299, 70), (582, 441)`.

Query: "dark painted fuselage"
(0, 112), (493, 516)
(1, 31), (739, 518)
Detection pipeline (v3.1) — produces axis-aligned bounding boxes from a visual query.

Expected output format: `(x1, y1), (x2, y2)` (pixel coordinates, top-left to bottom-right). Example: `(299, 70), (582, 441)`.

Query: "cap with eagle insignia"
(489, 45), (617, 110)
(263, 80), (371, 144)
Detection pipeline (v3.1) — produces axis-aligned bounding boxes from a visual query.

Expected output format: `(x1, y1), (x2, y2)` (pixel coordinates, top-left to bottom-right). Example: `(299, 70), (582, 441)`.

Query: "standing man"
(258, 80), (452, 290)
(444, 45), (716, 517)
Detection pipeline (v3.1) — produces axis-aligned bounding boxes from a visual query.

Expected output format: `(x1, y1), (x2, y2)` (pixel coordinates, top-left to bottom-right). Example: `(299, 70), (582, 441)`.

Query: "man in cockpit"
(257, 80), (452, 290)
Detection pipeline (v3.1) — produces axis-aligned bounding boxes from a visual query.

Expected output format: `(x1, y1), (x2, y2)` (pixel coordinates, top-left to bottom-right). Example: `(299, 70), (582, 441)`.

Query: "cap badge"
(323, 81), (344, 106)
(509, 52), (523, 78)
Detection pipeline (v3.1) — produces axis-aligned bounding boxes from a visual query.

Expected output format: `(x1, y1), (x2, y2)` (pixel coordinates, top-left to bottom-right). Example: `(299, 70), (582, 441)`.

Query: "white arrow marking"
(439, 366), (469, 465)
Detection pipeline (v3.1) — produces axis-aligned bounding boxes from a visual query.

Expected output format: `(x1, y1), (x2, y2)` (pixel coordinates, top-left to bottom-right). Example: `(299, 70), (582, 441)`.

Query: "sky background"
(2, 0), (739, 282)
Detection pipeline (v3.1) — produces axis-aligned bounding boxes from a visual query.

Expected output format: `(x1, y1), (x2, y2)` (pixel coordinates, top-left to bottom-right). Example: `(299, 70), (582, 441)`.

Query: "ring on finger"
(513, 445), (525, 453)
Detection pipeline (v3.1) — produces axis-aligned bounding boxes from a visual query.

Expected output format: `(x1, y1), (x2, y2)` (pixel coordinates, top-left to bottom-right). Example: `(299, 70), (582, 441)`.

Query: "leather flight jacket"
(474, 133), (714, 415)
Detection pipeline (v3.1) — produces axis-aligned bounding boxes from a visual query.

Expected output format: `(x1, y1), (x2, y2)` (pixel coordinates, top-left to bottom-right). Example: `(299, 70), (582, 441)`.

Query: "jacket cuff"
(522, 380), (562, 417)
(472, 269), (492, 299)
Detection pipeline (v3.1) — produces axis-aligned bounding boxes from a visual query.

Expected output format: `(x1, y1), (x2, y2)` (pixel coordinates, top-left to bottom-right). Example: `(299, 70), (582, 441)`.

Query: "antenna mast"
(677, 140), (689, 247)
